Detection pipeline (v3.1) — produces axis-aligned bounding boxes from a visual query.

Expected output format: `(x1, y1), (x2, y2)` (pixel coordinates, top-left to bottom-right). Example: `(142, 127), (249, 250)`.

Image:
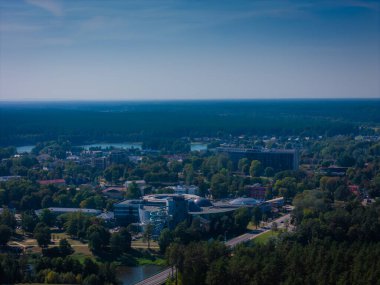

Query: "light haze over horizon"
(1, 0), (379, 101)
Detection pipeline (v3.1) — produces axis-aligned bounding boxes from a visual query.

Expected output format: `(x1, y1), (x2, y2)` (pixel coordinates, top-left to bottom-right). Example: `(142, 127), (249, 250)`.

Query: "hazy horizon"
(1, 97), (380, 103)
(1, 0), (379, 100)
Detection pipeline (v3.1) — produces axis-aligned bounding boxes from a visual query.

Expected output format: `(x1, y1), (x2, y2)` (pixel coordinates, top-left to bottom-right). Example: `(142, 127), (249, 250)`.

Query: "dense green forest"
(1, 100), (379, 145)
(165, 198), (380, 285)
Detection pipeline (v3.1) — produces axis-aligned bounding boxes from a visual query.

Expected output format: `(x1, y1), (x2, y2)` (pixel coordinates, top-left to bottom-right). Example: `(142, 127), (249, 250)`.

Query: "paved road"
(134, 213), (291, 285)
(226, 213), (291, 247)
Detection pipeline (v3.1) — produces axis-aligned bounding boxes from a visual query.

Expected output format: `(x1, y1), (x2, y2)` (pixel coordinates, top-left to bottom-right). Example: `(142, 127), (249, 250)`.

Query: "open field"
(252, 230), (279, 244)
(132, 239), (159, 250)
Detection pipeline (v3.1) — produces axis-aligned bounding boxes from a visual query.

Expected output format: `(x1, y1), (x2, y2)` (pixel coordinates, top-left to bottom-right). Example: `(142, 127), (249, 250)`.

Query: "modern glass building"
(216, 147), (299, 171)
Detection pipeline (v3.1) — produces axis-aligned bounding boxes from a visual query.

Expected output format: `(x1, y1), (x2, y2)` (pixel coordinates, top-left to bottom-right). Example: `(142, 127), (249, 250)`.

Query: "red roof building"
(348, 185), (360, 196)
(102, 187), (126, 199)
(38, 179), (66, 185)
(245, 185), (267, 200)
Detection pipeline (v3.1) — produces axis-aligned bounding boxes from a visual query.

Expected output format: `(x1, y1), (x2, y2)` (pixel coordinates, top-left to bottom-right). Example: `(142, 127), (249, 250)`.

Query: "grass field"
(137, 257), (166, 266)
(247, 221), (270, 231)
(132, 239), (159, 249)
(253, 230), (279, 244)
(11, 230), (164, 269)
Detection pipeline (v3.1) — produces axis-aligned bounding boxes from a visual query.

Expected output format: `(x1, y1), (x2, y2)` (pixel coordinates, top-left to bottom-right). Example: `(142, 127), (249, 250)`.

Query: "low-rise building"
(96, 211), (115, 226)
(38, 179), (66, 186)
(0, 176), (21, 182)
(349, 185), (360, 196)
(319, 166), (348, 176)
(109, 150), (128, 164)
(168, 185), (199, 195)
(114, 200), (142, 226)
(245, 184), (267, 200)
(102, 186), (126, 199)
(91, 157), (107, 170)
(35, 207), (101, 216)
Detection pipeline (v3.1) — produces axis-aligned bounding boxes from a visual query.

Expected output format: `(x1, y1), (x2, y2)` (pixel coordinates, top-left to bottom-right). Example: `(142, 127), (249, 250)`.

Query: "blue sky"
(0, 0), (379, 100)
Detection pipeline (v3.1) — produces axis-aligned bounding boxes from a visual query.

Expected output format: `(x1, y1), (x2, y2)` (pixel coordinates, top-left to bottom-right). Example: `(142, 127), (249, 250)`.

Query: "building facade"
(216, 147), (299, 171)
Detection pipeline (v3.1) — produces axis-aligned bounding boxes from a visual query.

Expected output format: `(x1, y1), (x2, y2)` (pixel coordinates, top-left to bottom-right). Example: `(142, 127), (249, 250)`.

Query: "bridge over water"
(134, 214), (290, 285)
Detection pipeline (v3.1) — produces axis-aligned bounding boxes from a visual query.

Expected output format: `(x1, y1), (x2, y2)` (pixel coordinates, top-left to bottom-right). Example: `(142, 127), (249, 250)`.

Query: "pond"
(117, 264), (165, 285)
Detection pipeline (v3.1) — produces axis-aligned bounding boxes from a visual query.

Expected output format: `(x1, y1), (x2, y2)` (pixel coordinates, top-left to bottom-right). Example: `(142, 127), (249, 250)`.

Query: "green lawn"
(131, 239), (159, 250)
(247, 221), (262, 230)
(71, 252), (95, 263)
(253, 230), (279, 244)
(137, 257), (166, 266)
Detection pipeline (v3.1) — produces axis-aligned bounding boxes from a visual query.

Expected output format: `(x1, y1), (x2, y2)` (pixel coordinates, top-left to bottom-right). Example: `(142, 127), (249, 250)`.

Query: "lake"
(16, 145), (34, 153)
(16, 142), (207, 153)
(16, 143), (143, 153)
(190, 143), (208, 151)
(117, 265), (165, 285)
(81, 142), (142, 150)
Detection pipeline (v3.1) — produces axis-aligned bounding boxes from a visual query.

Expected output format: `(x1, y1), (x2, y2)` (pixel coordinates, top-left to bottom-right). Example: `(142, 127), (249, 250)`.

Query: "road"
(226, 213), (290, 247)
(134, 213), (291, 285)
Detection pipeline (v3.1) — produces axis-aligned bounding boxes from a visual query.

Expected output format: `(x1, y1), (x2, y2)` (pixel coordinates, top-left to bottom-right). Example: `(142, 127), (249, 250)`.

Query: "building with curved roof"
(142, 193), (200, 205)
(188, 200), (202, 212)
(229, 197), (261, 206)
(194, 197), (213, 207)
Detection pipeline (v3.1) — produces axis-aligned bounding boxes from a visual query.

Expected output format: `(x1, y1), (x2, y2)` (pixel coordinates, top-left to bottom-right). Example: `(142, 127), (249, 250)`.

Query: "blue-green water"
(16, 145), (34, 153)
(16, 143), (142, 153)
(81, 142), (142, 150)
(117, 265), (164, 285)
(16, 142), (207, 153)
(191, 143), (208, 151)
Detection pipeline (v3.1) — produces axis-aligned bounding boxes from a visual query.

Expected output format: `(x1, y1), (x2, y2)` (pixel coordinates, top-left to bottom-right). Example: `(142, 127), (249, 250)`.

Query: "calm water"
(81, 142), (142, 150)
(16, 145), (34, 153)
(117, 265), (165, 285)
(16, 142), (206, 153)
(191, 143), (207, 151)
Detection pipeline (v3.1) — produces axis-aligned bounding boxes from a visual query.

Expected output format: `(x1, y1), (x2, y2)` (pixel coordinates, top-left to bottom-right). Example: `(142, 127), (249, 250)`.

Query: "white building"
(168, 185), (199, 195)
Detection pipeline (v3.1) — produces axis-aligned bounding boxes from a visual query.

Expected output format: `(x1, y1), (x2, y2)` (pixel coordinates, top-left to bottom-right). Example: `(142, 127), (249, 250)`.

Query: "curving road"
(226, 213), (291, 247)
(134, 213), (291, 285)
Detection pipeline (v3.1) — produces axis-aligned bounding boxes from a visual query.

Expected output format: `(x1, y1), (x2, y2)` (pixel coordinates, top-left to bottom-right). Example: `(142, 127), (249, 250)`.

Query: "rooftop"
(189, 206), (236, 215)
(229, 197), (261, 206)
(217, 146), (297, 154)
(36, 207), (101, 215)
(38, 179), (66, 185)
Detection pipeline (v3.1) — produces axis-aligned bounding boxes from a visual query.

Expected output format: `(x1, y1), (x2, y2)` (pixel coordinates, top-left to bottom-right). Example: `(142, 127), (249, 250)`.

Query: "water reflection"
(117, 265), (164, 285)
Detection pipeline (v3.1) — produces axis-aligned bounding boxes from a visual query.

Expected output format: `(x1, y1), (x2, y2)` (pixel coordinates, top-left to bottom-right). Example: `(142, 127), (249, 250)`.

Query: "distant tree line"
(2, 100), (379, 145)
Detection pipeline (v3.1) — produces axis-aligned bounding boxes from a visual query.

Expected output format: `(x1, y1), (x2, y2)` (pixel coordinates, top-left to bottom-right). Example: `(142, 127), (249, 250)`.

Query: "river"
(117, 265), (165, 285)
